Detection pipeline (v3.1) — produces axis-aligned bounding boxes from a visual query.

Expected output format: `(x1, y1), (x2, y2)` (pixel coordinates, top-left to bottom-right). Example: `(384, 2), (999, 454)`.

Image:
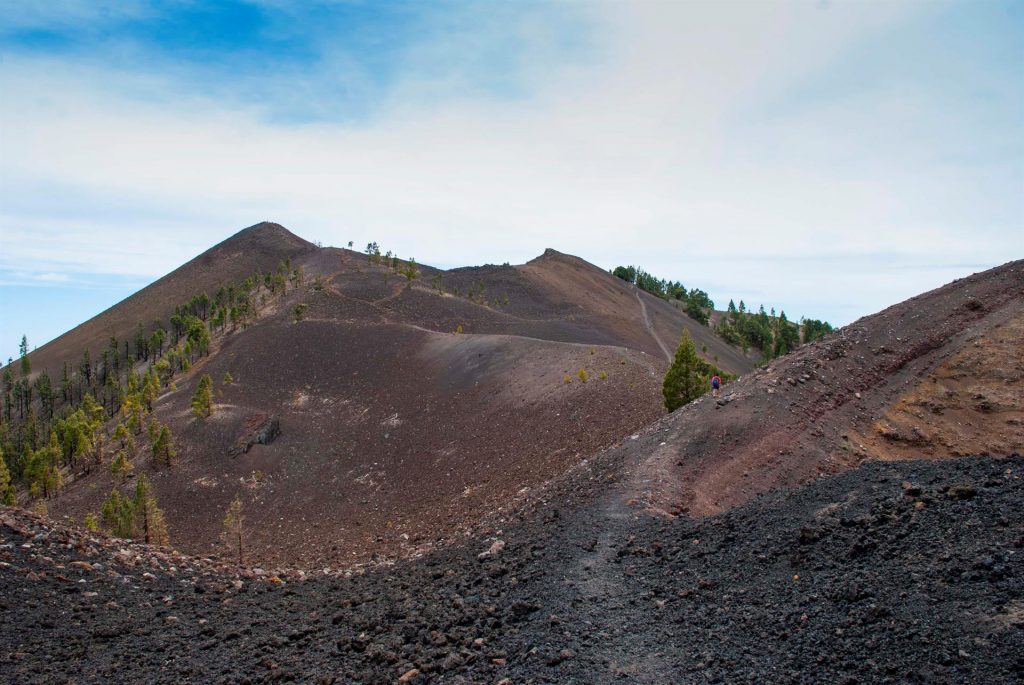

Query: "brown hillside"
(48, 280), (667, 567)
(21, 222), (317, 379)
(517, 249), (752, 373)
(41, 227), (756, 567)
(627, 259), (1023, 517)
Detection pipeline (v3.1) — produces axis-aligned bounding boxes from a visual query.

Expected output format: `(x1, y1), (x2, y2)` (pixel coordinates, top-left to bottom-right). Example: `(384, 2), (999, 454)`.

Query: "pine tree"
(222, 371), (233, 385)
(0, 445), (13, 506)
(662, 331), (711, 411)
(113, 422), (134, 451)
(147, 417), (161, 445)
(80, 348), (92, 387)
(111, 451), (132, 483)
(3, 369), (14, 422)
(25, 431), (62, 499)
(141, 369), (160, 411)
(191, 374), (213, 418)
(151, 425), (175, 467)
(133, 475), (170, 546)
(223, 494), (244, 564)
(101, 488), (135, 538)
(18, 335), (30, 378)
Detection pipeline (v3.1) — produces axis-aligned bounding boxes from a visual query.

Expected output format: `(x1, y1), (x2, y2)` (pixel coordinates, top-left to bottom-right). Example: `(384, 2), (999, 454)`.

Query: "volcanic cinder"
(2, 223), (1021, 684)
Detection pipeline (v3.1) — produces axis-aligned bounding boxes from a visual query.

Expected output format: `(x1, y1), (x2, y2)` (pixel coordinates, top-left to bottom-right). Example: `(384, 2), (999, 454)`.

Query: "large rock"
(230, 415), (281, 456)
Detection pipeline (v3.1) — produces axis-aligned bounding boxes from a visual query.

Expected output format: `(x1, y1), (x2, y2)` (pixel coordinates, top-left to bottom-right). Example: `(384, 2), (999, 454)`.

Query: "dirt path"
(636, 289), (672, 362)
(558, 488), (676, 681)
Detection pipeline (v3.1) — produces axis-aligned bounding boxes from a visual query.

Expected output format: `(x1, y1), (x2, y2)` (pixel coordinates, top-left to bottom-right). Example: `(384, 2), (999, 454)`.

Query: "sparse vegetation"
(802, 318), (834, 344)
(110, 451), (132, 483)
(223, 494), (244, 564)
(613, 265), (714, 325)
(191, 374), (213, 418)
(578, 368), (589, 383)
(598, 371), (607, 380)
(612, 266), (830, 355)
(293, 303), (309, 322)
(223, 371), (233, 385)
(0, 445), (13, 505)
(716, 300), (829, 361)
(399, 258), (420, 287)
(101, 474), (169, 545)
(150, 422), (175, 467)
(83, 512), (98, 532)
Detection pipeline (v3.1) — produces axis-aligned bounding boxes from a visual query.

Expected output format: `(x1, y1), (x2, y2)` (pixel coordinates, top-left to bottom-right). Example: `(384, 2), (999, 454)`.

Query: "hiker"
(711, 373), (722, 397)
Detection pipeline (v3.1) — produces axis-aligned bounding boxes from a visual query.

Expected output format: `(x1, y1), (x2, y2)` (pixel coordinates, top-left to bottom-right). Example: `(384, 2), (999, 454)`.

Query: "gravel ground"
(2, 453), (1021, 684)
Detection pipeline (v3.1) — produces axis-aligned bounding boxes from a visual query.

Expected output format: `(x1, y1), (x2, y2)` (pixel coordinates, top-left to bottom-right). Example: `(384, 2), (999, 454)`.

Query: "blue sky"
(1, 0), (1022, 361)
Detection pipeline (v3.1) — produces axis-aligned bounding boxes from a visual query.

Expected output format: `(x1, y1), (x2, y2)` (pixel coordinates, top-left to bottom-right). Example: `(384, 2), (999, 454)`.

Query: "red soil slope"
(629, 259), (1023, 517)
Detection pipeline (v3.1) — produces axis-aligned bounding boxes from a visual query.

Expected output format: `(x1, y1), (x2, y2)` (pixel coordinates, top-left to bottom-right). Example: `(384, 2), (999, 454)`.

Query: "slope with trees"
(612, 264), (833, 359)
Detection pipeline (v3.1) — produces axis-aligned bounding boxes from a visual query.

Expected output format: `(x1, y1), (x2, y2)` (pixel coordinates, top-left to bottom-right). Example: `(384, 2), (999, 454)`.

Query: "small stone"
(398, 668), (420, 682)
(948, 485), (976, 500)
(478, 540), (506, 560)
(901, 481), (922, 497)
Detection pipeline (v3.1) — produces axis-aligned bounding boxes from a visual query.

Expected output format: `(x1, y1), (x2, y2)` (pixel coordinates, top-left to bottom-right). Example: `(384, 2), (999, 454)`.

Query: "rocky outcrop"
(230, 415), (280, 456)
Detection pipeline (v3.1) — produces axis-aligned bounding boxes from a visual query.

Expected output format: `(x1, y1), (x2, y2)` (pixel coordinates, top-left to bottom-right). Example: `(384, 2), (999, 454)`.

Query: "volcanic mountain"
(31, 222), (753, 567)
(23, 222), (319, 381)
(1, 236), (1021, 684)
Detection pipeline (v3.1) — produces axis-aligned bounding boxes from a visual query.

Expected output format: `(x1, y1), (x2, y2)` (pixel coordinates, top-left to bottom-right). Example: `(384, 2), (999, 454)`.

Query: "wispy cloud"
(0, 270), (70, 286)
(0, 0), (1020, 360)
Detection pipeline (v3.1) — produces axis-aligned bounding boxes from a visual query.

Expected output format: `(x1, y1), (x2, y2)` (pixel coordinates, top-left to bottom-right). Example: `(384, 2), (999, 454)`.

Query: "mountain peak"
(226, 221), (315, 251)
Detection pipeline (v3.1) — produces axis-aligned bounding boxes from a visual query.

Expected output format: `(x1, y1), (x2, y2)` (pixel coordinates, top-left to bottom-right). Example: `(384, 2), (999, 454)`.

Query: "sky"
(1, 0), (1021, 361)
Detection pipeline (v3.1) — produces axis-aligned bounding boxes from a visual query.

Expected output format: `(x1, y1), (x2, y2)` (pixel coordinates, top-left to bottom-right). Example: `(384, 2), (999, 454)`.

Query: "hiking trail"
(636, 289), (672, 362)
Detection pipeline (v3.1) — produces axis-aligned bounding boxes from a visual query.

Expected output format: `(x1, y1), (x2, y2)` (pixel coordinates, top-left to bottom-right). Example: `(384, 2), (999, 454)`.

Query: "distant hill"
(14, 222), (753, 566)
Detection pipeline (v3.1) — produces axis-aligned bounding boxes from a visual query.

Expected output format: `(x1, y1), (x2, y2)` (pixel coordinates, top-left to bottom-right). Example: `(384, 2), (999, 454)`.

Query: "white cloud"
(0, 1), (1020, 326)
